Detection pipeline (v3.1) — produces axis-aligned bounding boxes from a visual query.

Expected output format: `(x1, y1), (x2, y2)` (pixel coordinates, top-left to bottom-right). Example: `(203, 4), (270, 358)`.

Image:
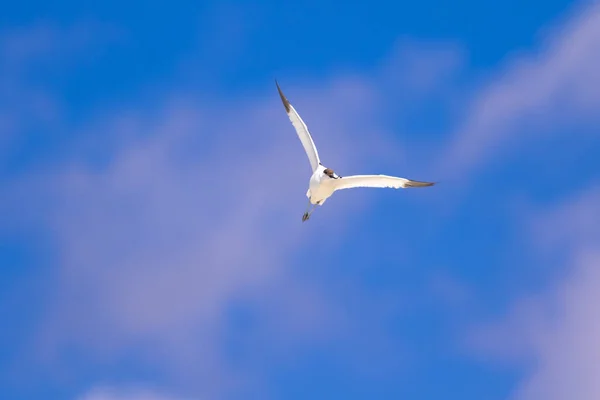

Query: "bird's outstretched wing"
(332, 175), (435, 191)
(276, 81), (321, 172)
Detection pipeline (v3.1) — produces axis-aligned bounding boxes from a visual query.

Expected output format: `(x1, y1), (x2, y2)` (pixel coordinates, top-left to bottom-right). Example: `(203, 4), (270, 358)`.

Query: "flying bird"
(276, 81), (435, 222)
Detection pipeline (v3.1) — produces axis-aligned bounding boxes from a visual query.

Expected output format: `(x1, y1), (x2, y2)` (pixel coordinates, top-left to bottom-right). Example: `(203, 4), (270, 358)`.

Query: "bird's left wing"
(332, 175), (435, 191)
(276, 81), (321, 172)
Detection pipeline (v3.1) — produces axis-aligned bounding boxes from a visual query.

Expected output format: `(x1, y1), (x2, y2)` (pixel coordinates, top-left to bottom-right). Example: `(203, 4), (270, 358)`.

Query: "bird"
(275, 81), (435, 222)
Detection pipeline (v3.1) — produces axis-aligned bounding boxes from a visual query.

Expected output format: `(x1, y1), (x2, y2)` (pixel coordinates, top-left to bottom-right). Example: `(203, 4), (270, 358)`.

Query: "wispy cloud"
(469, 186), (600, 400)
(439, 2), (600, 178)
(0, 21), (119, 165)
(79, 386), (188, 400)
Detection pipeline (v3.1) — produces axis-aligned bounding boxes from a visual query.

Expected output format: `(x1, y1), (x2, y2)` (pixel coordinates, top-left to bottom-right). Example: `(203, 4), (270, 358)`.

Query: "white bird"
(276, 81), (435, 222)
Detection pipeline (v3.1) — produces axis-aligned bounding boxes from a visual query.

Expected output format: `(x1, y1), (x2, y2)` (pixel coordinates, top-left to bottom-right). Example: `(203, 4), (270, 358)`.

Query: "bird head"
(323, 168), (341, 179)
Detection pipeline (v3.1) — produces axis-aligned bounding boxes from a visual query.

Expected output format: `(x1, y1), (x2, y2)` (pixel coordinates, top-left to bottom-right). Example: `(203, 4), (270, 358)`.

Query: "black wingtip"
(405, 180), (436, 188)
(275, 80), (291, 113)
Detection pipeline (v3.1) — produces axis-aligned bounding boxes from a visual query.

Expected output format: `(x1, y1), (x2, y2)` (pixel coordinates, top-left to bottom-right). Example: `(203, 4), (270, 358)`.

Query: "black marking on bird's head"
(275, 80), (291, 113)
(323, 168), (341, 179)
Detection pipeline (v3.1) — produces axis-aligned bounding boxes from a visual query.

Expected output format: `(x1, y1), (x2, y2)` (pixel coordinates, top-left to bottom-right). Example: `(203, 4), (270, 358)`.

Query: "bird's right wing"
(332, 175), (435, 191)
(276, 81), (321, 172)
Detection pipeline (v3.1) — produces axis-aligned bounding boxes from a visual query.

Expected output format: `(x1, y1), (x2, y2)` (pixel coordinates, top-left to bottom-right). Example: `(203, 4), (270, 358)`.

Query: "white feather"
(276, 82), (321, 172)
(333, 175), (433, 191)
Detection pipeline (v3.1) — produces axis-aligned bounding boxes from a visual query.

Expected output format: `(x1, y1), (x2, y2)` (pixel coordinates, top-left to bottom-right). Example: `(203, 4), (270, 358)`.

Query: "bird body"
(275, 81), (435, 222)
(307, 164), (335, 205)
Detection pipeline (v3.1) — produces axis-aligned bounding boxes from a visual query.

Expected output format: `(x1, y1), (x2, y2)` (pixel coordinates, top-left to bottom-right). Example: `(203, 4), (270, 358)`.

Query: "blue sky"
(2, 1), (600, 399)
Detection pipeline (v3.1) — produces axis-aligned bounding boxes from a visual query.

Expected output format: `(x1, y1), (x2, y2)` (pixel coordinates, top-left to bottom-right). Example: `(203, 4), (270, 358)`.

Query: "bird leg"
(302, 200), (315, 222)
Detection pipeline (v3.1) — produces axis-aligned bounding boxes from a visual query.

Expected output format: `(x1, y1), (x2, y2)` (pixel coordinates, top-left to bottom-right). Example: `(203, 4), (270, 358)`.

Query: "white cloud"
(469, 186), (600, 400)
(439, 2), (600, 178)
(0, 21), (118, 156)
(78, 386), (188, 400)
